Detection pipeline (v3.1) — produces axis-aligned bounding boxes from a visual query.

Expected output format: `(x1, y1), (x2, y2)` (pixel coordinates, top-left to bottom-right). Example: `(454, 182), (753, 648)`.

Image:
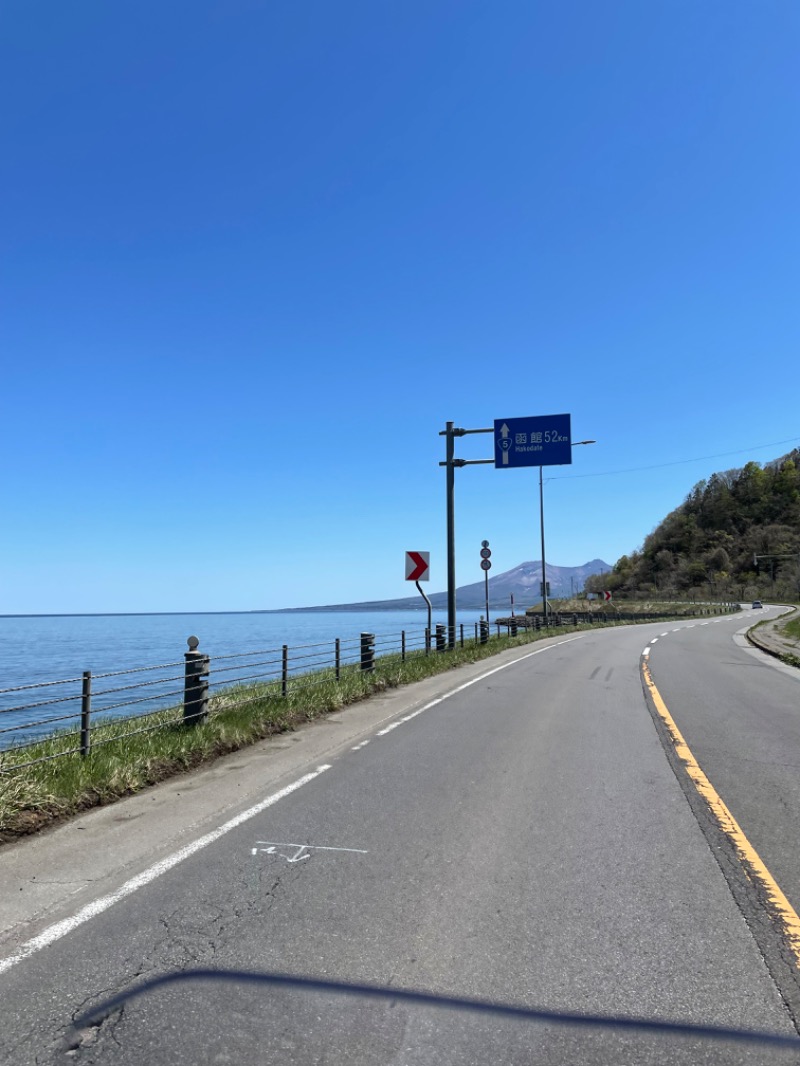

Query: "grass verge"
(0, 610), (735, 843)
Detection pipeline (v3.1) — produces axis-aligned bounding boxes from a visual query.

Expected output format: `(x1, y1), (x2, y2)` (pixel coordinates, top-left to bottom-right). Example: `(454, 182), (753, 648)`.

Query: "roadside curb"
(746, 607), (800, 669)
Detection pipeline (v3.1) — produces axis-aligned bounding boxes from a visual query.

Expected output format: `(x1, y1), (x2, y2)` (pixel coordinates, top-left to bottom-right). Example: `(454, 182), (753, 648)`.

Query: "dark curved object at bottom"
(68, 968), (800, 1051)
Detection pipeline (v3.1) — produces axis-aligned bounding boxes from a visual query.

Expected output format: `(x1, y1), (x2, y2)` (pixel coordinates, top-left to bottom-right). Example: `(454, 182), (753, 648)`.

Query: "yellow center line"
(641, 657), (800, 969)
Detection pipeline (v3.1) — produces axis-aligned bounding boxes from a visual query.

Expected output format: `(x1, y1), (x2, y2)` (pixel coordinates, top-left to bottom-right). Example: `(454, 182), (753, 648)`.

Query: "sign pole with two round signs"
(480, 540), (491, 624)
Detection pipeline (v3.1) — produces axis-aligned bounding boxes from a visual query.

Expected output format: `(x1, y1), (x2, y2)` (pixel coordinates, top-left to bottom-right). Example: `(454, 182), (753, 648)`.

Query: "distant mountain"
(272, 559), (611, 613)
(452, 558), (611, 611)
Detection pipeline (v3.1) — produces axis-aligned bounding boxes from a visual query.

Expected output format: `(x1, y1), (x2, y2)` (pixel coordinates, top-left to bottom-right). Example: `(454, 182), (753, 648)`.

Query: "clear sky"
(2, 1), (798, 613)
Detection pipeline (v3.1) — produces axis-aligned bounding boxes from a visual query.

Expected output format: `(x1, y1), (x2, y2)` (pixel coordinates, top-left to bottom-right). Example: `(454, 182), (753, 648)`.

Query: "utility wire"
(546, 436), (800, 482)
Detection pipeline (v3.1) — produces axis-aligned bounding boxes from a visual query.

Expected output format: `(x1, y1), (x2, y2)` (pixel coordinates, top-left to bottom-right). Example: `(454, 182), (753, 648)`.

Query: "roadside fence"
(0, 605), (738, 772)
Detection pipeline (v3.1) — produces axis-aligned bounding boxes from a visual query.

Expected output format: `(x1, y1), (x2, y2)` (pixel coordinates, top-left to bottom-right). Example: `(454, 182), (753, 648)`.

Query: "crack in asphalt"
(28, 880), (96, 888)
(49, 864), (293, 1063)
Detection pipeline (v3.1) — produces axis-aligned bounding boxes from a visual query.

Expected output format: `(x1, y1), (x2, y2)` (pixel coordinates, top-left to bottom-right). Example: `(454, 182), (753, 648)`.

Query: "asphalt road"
(2, 610), (800, 1064)
(645, 610), (800, 917)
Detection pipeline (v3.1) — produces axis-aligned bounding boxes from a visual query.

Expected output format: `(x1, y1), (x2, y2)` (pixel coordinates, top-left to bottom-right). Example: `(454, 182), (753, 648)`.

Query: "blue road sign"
(494, 414), (572, 468)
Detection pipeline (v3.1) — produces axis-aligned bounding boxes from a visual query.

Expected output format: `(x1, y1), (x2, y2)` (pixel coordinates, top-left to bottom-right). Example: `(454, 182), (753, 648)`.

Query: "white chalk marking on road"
(252, 842), (368, 863)
(374, 637), (584, 738)
(0, 765), (333, 976)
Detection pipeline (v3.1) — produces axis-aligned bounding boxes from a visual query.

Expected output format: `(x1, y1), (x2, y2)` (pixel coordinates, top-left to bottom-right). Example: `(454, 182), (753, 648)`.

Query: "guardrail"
(0, 622), (496, 769)
(0, 606), (738, 772)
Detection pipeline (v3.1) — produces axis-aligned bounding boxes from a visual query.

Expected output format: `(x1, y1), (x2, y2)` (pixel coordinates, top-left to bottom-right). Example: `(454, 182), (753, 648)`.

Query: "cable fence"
(0, 604), (738, 772)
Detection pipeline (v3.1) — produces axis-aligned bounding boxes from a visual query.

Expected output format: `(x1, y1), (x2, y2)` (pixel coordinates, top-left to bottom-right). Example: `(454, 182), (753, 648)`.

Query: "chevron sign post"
(406, 551), (432, 640)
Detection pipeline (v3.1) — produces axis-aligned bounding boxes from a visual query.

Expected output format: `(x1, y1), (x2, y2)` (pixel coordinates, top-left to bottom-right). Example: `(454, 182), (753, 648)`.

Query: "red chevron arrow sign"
(405, 551), (430, 582)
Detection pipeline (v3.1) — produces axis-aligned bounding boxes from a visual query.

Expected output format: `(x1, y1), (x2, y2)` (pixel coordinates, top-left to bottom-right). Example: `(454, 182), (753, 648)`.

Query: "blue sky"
(2, 1), (798, 613)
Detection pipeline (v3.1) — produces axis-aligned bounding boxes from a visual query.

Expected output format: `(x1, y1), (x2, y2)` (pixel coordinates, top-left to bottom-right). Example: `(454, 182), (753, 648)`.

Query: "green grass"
(523, 598), (740, 619)
(782, 614), (800, 641)
(0, 607), (737, 842)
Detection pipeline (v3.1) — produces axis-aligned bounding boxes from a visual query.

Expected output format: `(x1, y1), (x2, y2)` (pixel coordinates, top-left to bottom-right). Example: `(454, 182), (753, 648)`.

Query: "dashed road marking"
(374, 637), (584, 737)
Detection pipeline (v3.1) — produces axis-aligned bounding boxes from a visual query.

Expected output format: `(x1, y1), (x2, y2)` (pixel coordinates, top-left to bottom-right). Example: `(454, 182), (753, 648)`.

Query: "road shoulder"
(747, 606), (800, 667)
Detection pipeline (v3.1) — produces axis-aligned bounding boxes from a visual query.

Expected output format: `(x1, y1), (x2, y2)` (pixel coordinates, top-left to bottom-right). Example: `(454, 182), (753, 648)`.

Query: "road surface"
(1, 607), (799, 1064)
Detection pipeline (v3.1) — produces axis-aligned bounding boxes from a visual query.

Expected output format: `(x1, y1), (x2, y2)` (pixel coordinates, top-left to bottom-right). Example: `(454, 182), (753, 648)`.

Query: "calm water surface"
(0, 610), (491, 747)
(0, 610), (493, 688)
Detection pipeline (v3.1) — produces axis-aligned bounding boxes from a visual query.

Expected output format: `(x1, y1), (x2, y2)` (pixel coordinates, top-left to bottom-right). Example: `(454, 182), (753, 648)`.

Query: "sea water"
(0, 609), (491, 746)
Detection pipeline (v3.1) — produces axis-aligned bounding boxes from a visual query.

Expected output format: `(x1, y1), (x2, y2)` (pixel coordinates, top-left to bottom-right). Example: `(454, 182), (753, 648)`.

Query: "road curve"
(1, 612), (799, 1064)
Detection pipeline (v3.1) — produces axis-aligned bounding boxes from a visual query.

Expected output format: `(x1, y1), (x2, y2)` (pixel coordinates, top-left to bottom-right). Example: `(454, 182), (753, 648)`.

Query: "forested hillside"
(585, 450), (800, 601)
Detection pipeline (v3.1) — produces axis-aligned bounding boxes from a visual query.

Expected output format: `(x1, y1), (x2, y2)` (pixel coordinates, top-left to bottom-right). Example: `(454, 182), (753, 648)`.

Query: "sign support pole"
(539, 465), (548, 624)
(445, 421), (456, 650)
(436, 422), (504, 649)
(437, 418), (590, 636)
(416, 580), (432, 636)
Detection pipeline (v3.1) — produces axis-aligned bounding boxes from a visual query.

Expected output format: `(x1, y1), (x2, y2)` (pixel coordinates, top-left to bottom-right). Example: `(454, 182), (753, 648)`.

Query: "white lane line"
(660, 632), (669, 637)
(701, 622), (710, 626)
(0, 764), (333, 976)
(651, 638), (659, 643)
(376, 721), (403, 735)
(351, 740), (370, 751)
(643, 647), (651, 657)
(374, 636), (584, 737)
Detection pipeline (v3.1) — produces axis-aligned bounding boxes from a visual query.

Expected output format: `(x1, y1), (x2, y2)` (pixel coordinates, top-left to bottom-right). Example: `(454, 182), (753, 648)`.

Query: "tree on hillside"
(593, 449), (800, 601)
